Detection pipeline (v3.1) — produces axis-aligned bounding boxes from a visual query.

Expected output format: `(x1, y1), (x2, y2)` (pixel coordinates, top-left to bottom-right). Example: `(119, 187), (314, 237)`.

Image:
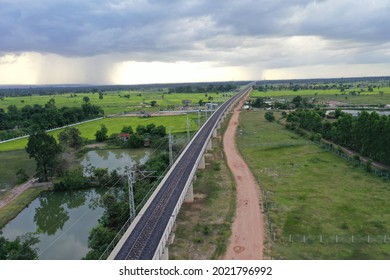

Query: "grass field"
(0, 91), (231, 115)
(237, 110), (390, 259)
(250, 87), (390, 105)
(0, 114), (202, 152)
(0, 150), (36, 195)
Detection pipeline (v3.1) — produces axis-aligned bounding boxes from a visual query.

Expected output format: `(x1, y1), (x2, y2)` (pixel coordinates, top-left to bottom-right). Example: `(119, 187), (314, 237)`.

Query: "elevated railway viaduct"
(108, 82), (255, 260)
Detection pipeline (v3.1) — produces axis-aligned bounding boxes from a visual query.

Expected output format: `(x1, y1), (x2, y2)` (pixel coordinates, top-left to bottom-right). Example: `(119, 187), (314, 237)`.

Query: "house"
(118, 133), (130, 141)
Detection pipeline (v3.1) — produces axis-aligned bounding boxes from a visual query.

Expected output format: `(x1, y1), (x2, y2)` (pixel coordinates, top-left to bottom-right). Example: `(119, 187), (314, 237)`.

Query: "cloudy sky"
(0, 0), (389, 85)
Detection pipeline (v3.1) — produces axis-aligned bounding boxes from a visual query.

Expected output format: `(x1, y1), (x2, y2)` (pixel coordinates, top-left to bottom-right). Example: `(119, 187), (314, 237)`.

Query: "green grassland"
(0, 114), (202, 152)
(0, 150), (36, 195)
(251, 87), (390, 105)
(237, 110), (390, 259)
(0, 91), (231, 115)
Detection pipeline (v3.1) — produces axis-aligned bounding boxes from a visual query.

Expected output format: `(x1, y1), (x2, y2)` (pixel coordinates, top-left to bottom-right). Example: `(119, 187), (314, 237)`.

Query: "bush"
(365, 160), (373, 172)
(264, 111), (275, 122)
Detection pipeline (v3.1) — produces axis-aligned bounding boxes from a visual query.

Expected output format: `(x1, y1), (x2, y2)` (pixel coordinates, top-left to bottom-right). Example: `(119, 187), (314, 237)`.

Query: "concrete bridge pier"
(161, 246), (169, 260)
(198, 155), (206, 169)
(207, 139), (213, 151)
(184, 182), (194, 203)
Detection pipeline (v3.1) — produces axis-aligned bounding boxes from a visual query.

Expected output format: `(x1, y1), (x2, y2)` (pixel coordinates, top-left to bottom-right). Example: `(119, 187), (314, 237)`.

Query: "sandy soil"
(0, 179), (34, 209)
(223, 94), (265, 260)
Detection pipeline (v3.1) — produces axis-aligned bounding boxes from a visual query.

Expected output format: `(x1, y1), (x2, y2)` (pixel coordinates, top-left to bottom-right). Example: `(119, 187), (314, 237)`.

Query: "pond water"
(80, 149), (151, 176)
(0, 149), (151, 259)
(1, 188), (105, 260)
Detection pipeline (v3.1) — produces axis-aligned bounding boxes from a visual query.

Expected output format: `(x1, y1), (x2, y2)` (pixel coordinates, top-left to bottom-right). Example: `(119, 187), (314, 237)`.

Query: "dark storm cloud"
(0, 0), (389, 64)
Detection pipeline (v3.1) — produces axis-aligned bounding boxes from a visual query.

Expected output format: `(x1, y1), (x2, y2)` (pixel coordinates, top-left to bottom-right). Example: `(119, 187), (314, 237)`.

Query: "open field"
(169, 119), (236, 259)
(251, 88), (390, 105)
(0, 114), (202, 152)
(0, 150), (36, 195)
(0, 91), (231, 115)
(237, 110), (390, 259)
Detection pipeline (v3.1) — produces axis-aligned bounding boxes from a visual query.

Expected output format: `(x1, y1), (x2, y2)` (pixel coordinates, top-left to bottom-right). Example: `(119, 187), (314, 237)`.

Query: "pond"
(80, 149), (151, 176)
(1, 188), (105, 260)
(1, 149), (151, 259)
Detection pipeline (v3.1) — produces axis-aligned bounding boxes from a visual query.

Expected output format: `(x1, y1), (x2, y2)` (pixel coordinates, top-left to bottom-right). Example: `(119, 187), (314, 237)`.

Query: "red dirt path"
(223, 94), (265, 260)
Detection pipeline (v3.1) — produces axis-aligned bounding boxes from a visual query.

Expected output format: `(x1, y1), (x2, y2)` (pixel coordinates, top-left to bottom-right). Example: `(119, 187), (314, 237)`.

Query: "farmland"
(0, 150), (35, 195)
(0, 114), (202, 152)
(237, 109), (390, 259)
(0, 90), (231, 115)
(250, 87), (390, 105)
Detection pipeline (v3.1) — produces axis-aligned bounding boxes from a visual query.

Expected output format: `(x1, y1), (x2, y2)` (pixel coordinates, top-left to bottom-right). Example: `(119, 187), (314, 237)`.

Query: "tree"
(292, 95), (303, 107)
(58, 127), (83, 148)
(121, 125), (133, 134)
(0, 234), (39, 260)
(16, 168), (29, 183)
(128, 133), (144, 148)
(26, 131), (62, 181)
(99, 92), (104, 100)
(83, 96), (90, 103)
(264, 111), (275, 122)
(95, 124), (108, 142)
(136, 125), (147, 135)
(150, 100), (157, 107)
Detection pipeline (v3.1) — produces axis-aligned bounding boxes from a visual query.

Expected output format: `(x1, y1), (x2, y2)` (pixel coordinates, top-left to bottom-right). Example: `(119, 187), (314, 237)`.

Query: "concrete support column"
(213, 129), (218, 138)
(207, 139), (212, 151)
(184, 182), (194, 203)
(161, 247), (169, 260)
(198, 155), (206, 169)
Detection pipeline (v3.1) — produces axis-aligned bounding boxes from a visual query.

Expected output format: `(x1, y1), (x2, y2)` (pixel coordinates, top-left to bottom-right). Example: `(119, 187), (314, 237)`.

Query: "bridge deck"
(112, 83), (254, 260)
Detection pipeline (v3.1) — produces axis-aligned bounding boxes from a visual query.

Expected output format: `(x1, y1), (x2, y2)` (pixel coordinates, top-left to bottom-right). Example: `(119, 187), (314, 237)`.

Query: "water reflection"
(33, 191), (90, 236)
(80, 149), (150, 176)
(1, 189), (105, 259)
(34, 195), (69, 235)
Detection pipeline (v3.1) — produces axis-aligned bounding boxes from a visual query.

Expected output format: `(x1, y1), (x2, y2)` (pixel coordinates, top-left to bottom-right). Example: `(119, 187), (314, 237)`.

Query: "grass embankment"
(0, 114), (201, 152)
(0, 187), (46, 230)
(169, 118), (236, 259)
(0, 150), (36, 195)
(237, 110), (390, 259)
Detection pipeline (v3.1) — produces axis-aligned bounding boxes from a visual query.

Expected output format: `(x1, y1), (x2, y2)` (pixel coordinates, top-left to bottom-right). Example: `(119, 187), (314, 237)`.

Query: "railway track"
(114, 82), (254, 260)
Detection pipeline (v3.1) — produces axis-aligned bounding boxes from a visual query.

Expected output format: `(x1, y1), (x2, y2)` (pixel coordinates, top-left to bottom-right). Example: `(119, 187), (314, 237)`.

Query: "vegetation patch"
(237, 110), (390, 259)
(0, 187), (46, 230)
(0, 150), (36, 195)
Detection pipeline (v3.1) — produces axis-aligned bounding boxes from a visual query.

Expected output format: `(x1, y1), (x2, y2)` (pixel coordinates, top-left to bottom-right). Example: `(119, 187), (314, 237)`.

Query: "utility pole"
(198, 110), (201, 127)
(127, 169), (161, 221)
(127, 170), (136, 221)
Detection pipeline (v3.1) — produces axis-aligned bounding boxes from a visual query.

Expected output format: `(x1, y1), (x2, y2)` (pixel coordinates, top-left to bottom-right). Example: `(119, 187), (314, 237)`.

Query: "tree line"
(286, 109), (390, 165)
(0, 99), (104, 140)
(168, 83), (238, 93)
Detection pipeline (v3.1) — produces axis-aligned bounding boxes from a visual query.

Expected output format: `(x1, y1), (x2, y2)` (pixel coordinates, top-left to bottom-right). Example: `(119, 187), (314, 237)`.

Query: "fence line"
(318, 141), (390, 180)
(272, 234), (389, 245)
(0, 117), (103, 144)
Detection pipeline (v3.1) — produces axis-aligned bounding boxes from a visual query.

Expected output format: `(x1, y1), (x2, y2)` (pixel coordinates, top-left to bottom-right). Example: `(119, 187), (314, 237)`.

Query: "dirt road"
(0, 179), (34, 209)
(223, 96), (265, 260)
